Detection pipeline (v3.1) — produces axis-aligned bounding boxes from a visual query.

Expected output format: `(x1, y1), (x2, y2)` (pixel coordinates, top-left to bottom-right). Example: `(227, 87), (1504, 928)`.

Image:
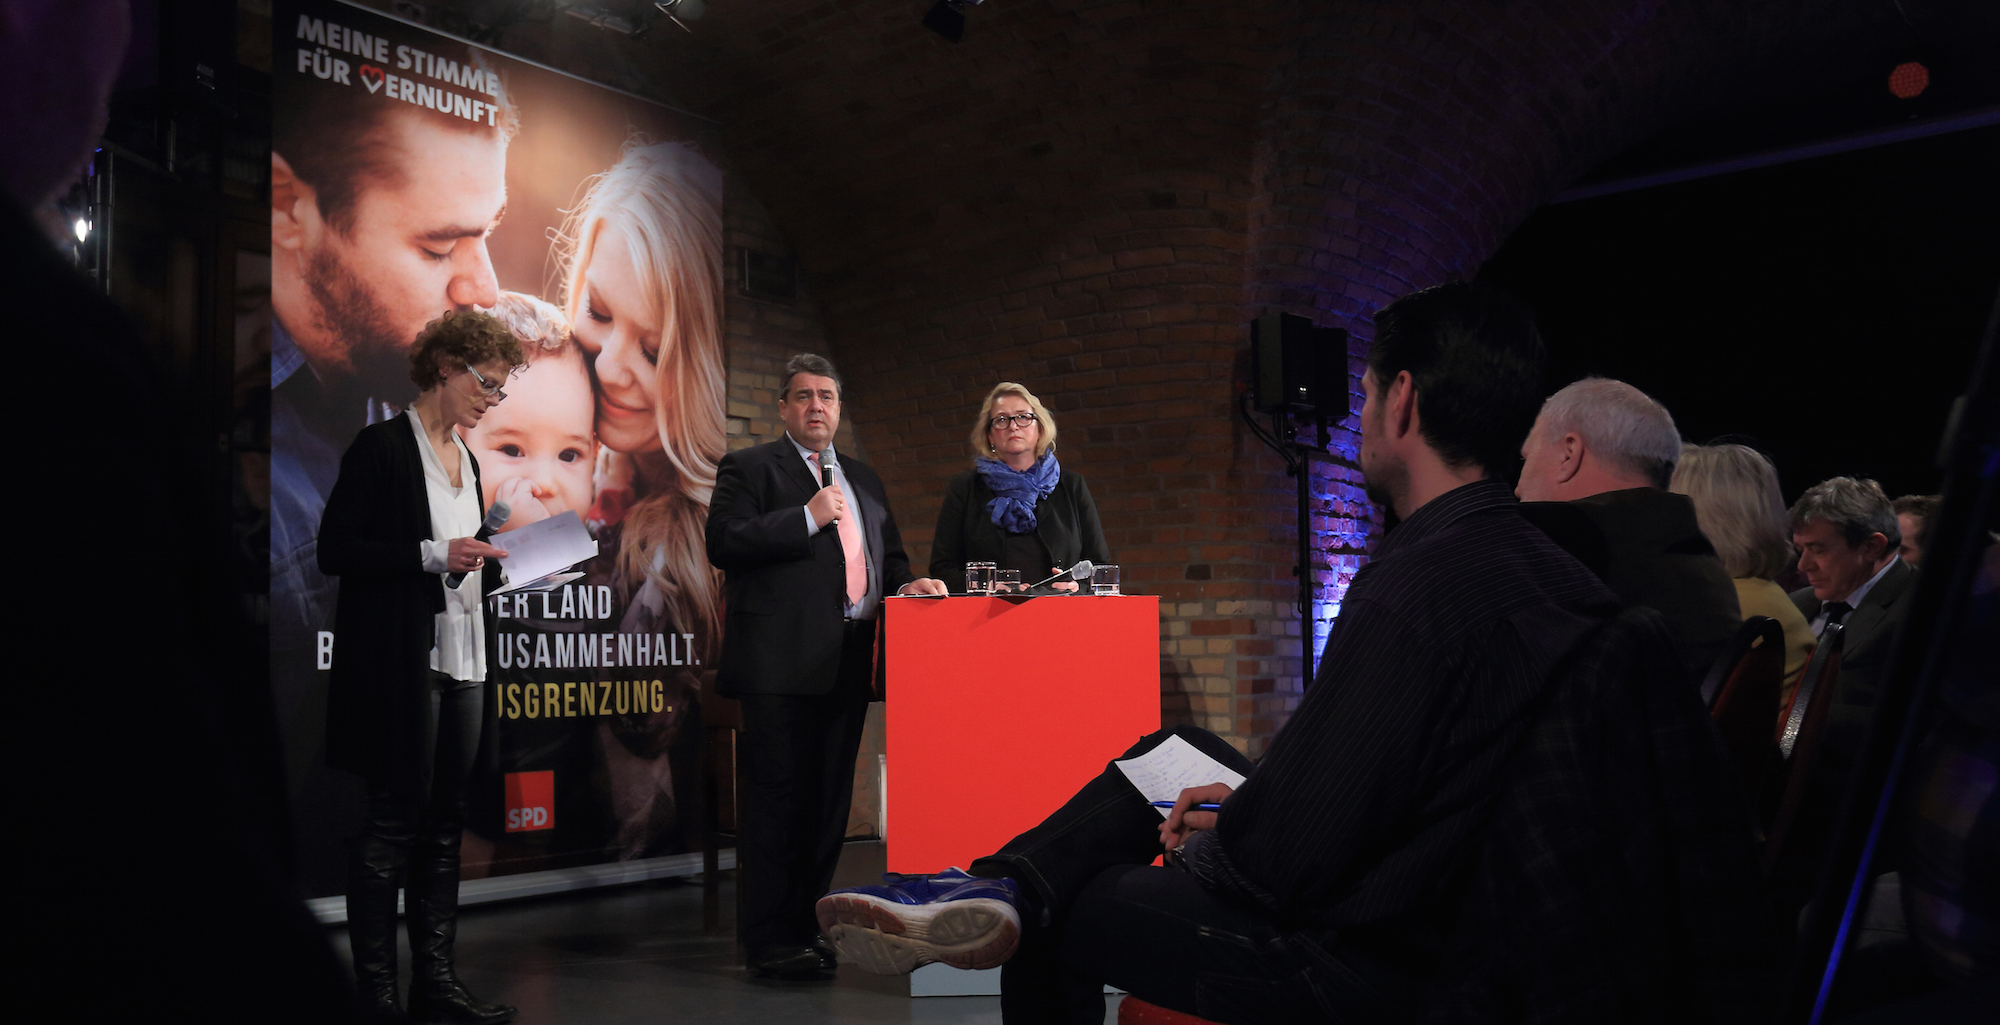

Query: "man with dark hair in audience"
(814, 282), (1666, 1022)
(1514, 378), (1742, 687)
(1788, 478), (1917, 764)
(1893, 493), (1942, 567)
(1768, 477), (1920, 908)
(5, 0), (349, 1019)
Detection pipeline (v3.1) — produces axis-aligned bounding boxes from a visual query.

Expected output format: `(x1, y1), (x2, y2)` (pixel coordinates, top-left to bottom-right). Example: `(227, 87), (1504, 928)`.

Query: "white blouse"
(409, 409), (487, 683)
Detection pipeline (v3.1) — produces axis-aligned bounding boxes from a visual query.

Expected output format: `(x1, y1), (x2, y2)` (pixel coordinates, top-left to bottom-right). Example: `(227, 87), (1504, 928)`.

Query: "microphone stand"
(1027, 562), (1091, 591)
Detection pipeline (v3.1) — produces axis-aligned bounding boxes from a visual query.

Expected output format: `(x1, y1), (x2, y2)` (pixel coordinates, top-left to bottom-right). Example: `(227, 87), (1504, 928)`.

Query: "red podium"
(882, 594), (1161, 874)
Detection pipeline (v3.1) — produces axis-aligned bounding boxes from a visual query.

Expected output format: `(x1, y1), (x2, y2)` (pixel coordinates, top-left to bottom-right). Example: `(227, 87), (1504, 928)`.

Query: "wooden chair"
(1703, 616), (1786, 793)
(700, 692), (743, 935)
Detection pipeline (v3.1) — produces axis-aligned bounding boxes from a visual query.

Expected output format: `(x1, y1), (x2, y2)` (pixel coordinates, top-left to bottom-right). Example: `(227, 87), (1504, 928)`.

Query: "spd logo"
(504, 770), (554, 832)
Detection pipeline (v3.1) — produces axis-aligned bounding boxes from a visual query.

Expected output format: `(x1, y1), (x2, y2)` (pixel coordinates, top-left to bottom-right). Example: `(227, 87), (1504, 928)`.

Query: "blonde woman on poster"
(562, 139), (726, 660)
(560, 140), (729, 856)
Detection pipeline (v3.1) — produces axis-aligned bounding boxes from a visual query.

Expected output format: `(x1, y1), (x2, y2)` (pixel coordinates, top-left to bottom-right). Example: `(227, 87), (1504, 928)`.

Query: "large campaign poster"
(270, 0), (725, 895)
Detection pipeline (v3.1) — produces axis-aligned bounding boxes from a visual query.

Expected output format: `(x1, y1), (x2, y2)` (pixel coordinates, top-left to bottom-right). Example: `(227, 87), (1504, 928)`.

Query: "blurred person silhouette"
(3, 1), (350, 1020)
(1893, 493), (1942, 567)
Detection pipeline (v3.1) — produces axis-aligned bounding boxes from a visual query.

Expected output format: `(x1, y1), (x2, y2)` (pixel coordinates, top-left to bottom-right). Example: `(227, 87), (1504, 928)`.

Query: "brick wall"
(356, 0), (1900, 759)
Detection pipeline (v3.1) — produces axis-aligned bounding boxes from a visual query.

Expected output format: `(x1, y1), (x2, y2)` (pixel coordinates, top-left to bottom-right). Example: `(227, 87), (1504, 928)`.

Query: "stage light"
(73, 218), (89, 242)
(1888, 61), (1929, 99)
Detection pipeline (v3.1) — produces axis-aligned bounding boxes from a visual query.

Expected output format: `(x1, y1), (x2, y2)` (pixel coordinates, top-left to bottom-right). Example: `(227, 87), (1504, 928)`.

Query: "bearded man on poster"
(268, 37), (516, 691)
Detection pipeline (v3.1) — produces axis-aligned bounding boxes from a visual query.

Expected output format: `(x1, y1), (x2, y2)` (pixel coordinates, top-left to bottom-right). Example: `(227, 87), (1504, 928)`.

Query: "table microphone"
(1028, 560), (1095, 590)
(446, 500), (511, 587)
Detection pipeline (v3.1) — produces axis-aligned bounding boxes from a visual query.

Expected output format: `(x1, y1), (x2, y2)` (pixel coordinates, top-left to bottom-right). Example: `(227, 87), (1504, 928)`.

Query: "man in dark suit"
(1787, 477), (1917, 783)
(1765, 476), (1917, 906)
(1516, 377), (1742, 686)
(706, 353), (949, 978)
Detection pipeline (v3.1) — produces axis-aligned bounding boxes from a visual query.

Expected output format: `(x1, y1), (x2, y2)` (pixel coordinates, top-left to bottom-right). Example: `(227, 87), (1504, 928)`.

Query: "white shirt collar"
(787, 432), (833, 463)
(408, 407), (470, 490)
(1835, 555), (1898, 609)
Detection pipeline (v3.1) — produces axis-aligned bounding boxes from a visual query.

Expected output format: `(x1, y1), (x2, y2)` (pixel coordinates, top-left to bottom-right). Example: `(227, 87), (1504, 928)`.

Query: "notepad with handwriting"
(1114, 734), (1247, 817)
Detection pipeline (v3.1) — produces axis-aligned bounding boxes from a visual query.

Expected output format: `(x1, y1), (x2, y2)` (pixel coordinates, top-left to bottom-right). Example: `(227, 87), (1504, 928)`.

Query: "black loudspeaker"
(1250, 313), (1348, 415)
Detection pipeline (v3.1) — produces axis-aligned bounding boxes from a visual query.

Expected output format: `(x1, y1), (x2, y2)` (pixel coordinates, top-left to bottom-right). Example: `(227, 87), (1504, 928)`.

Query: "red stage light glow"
(1888, 61), (1930, 99)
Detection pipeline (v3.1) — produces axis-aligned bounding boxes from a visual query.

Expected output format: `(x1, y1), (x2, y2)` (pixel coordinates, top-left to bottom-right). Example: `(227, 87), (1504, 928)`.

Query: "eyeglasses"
(463, 363), (507, 403)
(990, 413), (1039, 430)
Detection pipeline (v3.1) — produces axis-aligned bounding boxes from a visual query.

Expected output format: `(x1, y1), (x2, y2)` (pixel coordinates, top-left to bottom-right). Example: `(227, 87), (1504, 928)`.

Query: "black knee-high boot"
(348, 832), (409, 1022)
(404, 834), (514, 1025)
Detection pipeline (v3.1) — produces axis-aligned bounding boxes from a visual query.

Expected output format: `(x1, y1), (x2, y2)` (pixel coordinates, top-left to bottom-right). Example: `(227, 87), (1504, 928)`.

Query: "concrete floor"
(330, 840), (1122, 1025)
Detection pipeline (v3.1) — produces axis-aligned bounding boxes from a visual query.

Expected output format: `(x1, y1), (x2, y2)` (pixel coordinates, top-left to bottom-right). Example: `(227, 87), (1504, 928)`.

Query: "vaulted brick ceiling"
(422, 0), (1974, 742)
(597, 0), (1905, 533)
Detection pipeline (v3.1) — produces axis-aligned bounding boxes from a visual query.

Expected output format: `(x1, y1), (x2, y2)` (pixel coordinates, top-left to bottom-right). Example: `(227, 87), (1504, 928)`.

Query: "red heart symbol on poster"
(358, 64), (385, 94)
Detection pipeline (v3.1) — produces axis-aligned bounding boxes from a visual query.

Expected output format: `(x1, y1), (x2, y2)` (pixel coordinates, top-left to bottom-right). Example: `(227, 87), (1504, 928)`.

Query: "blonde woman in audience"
(1670, 443), (1816, 721)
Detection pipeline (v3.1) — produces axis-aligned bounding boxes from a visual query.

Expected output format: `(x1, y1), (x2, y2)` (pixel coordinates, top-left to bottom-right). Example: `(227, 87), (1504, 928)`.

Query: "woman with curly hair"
(318, 310), (523, 1023)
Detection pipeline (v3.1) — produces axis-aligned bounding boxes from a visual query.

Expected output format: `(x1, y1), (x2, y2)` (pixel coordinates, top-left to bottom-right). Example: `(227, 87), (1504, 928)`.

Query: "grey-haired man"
(1514, 377), (1741, 686)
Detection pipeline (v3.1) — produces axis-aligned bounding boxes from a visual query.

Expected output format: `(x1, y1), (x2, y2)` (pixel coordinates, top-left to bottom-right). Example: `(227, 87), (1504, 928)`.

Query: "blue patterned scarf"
(975, 452), (1061, 533)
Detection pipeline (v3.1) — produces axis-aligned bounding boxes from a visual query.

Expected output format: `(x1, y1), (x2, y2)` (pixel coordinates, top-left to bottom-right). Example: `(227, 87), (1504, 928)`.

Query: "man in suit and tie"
(1788, 476), (1917, 763)
(1774, 476), (1917, 901)
(706, 353), (949, 979)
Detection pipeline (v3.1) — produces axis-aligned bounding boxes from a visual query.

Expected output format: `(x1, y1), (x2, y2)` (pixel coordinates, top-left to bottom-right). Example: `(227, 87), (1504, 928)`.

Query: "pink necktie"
(810, 452), (868, 607)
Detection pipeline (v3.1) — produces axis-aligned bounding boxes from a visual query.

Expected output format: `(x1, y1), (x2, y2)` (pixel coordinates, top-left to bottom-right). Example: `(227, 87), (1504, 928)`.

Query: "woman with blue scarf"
(929, 382), (1111, 590)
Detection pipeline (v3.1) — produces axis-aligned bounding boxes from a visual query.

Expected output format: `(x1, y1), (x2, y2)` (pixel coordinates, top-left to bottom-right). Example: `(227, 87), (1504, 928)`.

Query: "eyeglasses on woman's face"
(464, 363), (508, 403)
(990, 412), (1039, 430)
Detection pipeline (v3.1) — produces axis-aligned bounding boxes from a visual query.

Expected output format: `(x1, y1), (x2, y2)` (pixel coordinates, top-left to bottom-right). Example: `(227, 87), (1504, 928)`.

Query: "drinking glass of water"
(1091, 564), (1121, 595)
(965, 561), (996, 595)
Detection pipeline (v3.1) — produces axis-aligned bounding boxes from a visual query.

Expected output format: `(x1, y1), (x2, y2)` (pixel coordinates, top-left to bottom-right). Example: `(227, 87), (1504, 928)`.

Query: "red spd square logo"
(504, 771), (554, 833)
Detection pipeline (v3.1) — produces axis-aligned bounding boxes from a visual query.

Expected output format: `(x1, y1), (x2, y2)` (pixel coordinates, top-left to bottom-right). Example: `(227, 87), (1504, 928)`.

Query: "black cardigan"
(317, 414), (501, 781)
(928, 467), (1111, 584)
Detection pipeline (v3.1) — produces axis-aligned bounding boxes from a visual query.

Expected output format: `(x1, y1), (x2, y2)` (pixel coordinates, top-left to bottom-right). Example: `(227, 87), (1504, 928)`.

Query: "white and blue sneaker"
(815, 868), (1022, 975)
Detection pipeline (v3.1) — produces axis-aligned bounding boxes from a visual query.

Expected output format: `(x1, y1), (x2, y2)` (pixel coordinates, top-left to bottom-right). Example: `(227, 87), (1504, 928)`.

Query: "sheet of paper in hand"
(487, 511), (599, 594)
(1114, 734), (1247, 818)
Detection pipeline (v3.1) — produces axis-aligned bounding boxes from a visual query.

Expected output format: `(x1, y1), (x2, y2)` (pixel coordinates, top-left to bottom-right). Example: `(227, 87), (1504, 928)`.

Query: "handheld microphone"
(446, 500), (511, 587)
(819, 448), (839, 523)
(1028, 560), (1095, 590)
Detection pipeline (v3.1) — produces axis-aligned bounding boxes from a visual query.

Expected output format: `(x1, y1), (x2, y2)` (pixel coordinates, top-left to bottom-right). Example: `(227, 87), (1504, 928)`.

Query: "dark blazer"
(928, 467), (1111, 583)
(317, 414), (501, 781)
(1519, 488), (1743, 687)
(1789, 557), (1917, 768)
(706, 438), (917, 699)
